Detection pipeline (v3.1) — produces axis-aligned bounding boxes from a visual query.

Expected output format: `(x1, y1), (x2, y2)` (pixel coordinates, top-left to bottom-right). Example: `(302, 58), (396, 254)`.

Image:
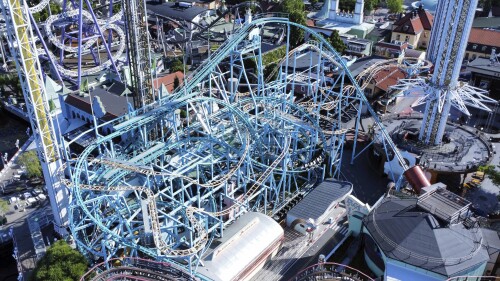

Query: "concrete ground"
(0, 194), (52, 281)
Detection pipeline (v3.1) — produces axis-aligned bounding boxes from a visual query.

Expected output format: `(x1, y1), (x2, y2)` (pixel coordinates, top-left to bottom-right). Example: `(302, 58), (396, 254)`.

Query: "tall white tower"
(419, 0), (493, 144)
(353, 0), (364, 25)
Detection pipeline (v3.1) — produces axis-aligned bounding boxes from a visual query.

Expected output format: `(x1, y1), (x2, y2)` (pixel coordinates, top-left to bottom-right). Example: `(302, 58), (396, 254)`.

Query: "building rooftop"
(152, 71), (185, 93)
(65, 88), (130, 121)
(348, 55), (387, 77)
(417, 185), (471, 223)
(200, 212), (283, 281)
(393, 6), (434, 35)
(363, 197), (492, 277)
(472, 17), (500, 29)
(371, 66), (406, 92)
(287, 179), (352, 224)
(146, 1), (208, 22)
(467, 57), (500, 74)
(468, 28), (500, 47)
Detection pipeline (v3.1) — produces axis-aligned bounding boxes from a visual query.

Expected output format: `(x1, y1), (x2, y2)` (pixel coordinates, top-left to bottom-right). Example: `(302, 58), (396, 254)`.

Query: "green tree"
(173, 76), (180, 90)
(32, 240), (88, 281)
(339, 0), (356, 11)
(169, 59), (185, 74)
(0, 198), (8, 216)
(18, 150), (42, 179)
(479, 165), (500, 186)
(281, 0), (306, 48)
(364, 0), (379, 13)
(387, 0), (403, 13)
(288, 11), (306, 48)
(328, 30), (346, 54)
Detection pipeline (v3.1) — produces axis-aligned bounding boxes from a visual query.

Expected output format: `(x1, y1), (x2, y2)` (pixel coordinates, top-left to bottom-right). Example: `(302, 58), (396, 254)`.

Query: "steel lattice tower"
(0, 0), (69, 234)
(123, 0), (155, 108)
(421, 0), (478, 144)
(392, 0), (497, 145)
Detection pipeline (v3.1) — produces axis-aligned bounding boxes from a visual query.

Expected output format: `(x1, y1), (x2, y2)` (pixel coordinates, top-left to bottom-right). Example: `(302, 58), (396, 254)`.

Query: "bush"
(18, 150), (42, 178)
(32, 240), (88, 281)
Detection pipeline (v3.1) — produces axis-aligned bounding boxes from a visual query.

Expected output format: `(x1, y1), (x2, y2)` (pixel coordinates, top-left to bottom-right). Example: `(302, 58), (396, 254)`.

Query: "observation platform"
(375, 114), (494, 173)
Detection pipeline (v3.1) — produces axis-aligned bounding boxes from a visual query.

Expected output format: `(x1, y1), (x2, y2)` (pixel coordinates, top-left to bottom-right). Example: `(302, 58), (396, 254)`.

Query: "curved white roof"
(200, 212), (284, 281)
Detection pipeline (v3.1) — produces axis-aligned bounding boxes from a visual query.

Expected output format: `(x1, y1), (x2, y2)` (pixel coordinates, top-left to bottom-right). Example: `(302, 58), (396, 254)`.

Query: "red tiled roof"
(468, 28), (500, 47)
(152, 71), (185, 93)
(393, 8), (434, 35)
(372, 66), (406, 92)
(306, 19), (315, 27)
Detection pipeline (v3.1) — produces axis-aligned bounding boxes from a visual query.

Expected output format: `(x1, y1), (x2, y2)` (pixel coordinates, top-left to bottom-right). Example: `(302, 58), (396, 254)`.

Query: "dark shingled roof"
(363, 197), (491, 277)
(288, 180), (352, 222)
(147, 1), (208, 22)
(65, 88), (130, 121)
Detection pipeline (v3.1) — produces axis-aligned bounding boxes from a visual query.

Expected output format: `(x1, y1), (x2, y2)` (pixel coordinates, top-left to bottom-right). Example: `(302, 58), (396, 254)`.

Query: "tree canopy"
(18, 150), (42, 179)
(280, 0), (306, 48)
(328, 30), (346, 54)
(169, 59), (185, 74)
(32, 240), (88, 281)
(0, 198), (8, 216)
(387, 0), (404, 13)
(364, 0), (380, 13)
(479, 165), (500, 187)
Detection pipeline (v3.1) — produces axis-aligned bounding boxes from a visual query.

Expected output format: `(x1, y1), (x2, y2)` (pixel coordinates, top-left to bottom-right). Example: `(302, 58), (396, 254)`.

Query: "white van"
(26, 197), (37, 207)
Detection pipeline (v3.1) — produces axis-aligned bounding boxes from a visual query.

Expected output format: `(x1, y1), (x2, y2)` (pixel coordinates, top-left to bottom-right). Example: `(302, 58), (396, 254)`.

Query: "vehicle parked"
(9, 196), (18, 204)
(22, 192), (32, 200)
(26, 197), (37, 207)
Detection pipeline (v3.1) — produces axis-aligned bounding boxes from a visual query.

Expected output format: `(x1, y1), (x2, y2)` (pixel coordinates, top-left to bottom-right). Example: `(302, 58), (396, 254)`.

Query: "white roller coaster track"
(64, 137), (291, 257)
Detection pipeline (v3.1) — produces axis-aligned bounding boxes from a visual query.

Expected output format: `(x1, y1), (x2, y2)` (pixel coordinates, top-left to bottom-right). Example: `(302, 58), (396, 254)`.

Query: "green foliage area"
(364, 0), (380, 12)
(262, 45), (287, 66)
(18, 150), (42, 179)
(280, 0), (306, 48)
(32, 240), (88, 281)
(479, 165), (500, 186)
(28, 1), (62, 22)
(339, 0), (356, 11)
(0, 198), (8, 216)
(386, 0), (403, 13)
(0, 74), (22, 96)
(169, 60), (185, 74)
(327, 30), (346, 54)
(173, 76), (180, 90)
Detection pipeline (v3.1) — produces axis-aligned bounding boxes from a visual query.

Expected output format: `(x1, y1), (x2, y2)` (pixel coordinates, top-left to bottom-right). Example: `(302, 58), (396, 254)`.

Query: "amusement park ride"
(0, 0), (495, 279)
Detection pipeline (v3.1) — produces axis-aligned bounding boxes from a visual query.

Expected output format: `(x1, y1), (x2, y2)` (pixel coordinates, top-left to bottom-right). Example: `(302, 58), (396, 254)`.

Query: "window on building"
(472, 54), (477, 60)
(465, 53), (469, 60)
(481, 46), (487, 52)
(396, 34), (401, 41)
(405, 36), (409, 42)
(301, 86), (305, 92)
(472, 44), (477, 50)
